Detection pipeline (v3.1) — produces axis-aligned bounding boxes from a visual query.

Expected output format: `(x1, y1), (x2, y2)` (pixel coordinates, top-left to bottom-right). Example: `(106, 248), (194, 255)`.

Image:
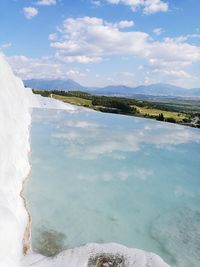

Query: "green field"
(51, 94), (93, 107)
(136, 106), (188, 122)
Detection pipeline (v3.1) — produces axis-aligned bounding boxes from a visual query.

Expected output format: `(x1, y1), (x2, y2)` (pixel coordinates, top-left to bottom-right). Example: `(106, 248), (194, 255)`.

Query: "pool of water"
(25, 108), (200, 266)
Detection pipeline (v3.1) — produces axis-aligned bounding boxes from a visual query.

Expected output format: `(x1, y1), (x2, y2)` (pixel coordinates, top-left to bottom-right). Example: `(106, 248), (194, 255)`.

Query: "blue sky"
(0, 0), (200, 88)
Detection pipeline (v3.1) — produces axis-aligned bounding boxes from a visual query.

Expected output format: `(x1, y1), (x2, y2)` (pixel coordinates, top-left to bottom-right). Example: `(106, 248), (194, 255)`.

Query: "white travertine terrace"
(0, 54), (32, 267)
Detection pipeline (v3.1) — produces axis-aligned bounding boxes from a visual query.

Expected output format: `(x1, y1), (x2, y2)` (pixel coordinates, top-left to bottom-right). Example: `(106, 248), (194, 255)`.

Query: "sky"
(0, 0), (200, 88)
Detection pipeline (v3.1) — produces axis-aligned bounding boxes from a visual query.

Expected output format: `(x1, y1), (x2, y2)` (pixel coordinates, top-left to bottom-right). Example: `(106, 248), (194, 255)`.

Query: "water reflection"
(26, 108), (200, 267)
(50, 115), (200, 160)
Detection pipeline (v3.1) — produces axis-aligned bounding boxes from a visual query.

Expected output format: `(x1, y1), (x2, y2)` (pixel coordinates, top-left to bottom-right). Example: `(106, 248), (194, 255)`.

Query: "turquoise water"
(26, 108), (200, 266)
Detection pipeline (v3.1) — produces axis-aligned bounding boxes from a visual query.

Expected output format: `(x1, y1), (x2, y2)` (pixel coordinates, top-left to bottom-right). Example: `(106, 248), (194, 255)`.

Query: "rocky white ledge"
(22, 243), (169, 267)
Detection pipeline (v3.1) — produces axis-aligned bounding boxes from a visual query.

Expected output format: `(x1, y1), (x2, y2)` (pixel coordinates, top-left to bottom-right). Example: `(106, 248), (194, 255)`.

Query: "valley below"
(32, 89), (200, 128)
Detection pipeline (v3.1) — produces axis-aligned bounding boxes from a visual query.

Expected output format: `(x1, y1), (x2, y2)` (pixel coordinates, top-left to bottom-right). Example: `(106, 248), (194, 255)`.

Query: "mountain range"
(24, 79), (200, 97)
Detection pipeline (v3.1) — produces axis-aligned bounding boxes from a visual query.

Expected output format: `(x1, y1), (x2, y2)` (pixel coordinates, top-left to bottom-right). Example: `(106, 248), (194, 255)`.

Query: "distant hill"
(93, 84), (200, 97)
(24, 79), (200, 97)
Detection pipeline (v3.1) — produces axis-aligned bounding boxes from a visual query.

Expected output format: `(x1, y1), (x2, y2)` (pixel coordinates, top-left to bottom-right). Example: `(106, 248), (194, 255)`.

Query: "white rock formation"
(23, 243), (170, 267)
(0, 54), (31, 267)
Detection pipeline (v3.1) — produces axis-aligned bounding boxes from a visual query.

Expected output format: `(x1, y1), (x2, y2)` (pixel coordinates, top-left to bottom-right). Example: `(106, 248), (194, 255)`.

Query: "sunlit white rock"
(0, 53), (31, 267)
(22, 243), (170, 267)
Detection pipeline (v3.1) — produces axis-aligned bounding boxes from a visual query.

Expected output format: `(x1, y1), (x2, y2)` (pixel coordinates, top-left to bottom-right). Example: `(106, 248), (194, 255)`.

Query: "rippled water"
(26, 108), (200, 266)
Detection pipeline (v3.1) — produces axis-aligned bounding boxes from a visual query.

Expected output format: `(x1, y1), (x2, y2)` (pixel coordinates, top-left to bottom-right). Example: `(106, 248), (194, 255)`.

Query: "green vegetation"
(51, 94), (93, 107)
(157, 113), (164, 121)
(165, 117), (176, 123)
(92, 97), (137, 114)
(137, 106), (187, 122)
(32, 89), (200, 128)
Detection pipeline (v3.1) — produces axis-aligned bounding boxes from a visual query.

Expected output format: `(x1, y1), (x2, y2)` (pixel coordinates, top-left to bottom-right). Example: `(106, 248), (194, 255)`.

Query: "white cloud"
(167, 34), (200, 43)
(66, 69), (85, 78)
(143, 0), (168, 14)
(115, 20), (134, 29)
(106, 0), (169, 14)
(97, 71), (136, 86)
(148, 38), (200, 69)
(135, 168), (154, 180)
(91, 0), (102, 7)
(7, 54), (90, 82)
(7, 16), (200, 88)
(8, 16), (200, 87)
(7, 55), (78, 80)
(152, 69), (191, 79)
(50, 17), (149, 63)
(153, 28), (164, 36)
(36, 0), (57, 5)
(63, 121), (99, 128)
(50, 16), (200, 72)
(0, 43), (12, 50)
(55, 53), (102, 64)
(7, 55), (57, 79)
(23, 7), (38, 19)
(48, 33), (57, 41)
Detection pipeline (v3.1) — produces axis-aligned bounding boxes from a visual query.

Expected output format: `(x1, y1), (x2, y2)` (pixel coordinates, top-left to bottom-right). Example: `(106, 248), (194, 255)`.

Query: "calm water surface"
(26, 108), (200, 266)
